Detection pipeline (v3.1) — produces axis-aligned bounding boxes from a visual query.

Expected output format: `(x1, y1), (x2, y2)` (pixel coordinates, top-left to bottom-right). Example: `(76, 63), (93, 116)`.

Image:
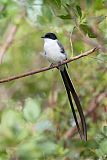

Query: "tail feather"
(60, 70), (83, 140)
(60, 67), (87, 141)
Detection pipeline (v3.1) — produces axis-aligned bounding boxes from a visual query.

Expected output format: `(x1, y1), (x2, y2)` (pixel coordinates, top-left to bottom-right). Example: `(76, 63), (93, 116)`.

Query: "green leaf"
(0, 109), (29, 146)
(103, 126), (107, 136)
(54, 0), (61, 8)
(37, 141), (57, 155)
(1, 109), (22, 128)
(58, 14), (71, 19)
(17, 142), (37, 160)
(99, 140), (107, 155)
(23, 98), (41, 123)
(95, 131), (107, 157)
(80, 24), (97, 38)
(36, 120), (54, 132)
(76, 5), (82, 18)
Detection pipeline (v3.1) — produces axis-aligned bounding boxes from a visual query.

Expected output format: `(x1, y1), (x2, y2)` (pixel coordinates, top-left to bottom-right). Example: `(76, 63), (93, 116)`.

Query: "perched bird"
(41, 32), (87, 141)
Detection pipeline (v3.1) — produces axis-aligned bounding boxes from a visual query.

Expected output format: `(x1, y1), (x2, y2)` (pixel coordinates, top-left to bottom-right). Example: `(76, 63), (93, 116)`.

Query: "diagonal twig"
(0, 47), (99, 84)
(0, 14), (25, 64)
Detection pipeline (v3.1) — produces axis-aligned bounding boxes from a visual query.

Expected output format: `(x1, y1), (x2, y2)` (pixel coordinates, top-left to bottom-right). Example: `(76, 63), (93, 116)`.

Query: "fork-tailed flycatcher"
(41, 32), (87, 141)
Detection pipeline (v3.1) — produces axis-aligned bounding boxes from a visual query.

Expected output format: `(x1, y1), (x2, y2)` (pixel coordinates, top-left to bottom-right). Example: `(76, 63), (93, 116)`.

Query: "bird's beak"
(41, 36), (45, 38)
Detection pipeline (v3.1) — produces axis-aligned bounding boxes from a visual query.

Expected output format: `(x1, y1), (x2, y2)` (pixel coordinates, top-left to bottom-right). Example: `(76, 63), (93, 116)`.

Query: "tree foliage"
(0, 0), (107, 159)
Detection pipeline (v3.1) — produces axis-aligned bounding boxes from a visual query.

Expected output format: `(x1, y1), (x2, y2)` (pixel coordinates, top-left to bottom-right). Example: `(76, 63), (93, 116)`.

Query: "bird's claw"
(50, 63), (54, 67)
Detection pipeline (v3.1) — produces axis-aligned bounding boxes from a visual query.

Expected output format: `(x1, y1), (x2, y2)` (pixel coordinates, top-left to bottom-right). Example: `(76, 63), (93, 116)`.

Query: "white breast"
(44, 39), (66, 64)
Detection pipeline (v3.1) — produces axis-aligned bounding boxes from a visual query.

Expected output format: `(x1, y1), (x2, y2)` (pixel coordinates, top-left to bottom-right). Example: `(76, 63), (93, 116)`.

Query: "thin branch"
(69, 31), (74, 57)
(0, 47), (99, 84)
(0, 14), (25, 64)
(0, 24), (18, 64)
(73, 20), (107, 53)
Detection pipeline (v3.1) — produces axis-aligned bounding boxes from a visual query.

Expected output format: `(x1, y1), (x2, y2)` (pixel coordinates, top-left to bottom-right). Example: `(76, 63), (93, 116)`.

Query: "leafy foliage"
(0, 0), (107, 159)
(0, 98), (66, 159)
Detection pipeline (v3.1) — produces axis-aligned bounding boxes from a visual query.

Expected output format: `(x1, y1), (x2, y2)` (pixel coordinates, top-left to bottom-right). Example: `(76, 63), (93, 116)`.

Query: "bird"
(41, 32), (87, 141)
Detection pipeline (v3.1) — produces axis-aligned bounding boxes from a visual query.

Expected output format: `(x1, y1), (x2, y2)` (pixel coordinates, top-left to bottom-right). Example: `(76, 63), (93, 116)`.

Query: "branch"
(0, 47), (99, 84)
(71, 22), (107, 53)
(0, 14), (25, 64)
(0, 24), (18, 64)
(64, 91), (107, 139)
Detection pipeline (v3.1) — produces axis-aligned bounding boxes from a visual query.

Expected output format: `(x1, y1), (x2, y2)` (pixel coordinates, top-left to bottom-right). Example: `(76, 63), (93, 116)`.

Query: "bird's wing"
(57, 40), (66, 54)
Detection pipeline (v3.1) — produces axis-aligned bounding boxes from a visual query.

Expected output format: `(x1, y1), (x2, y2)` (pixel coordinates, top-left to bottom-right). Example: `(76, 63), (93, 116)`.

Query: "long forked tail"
(60, 67), (87, 141)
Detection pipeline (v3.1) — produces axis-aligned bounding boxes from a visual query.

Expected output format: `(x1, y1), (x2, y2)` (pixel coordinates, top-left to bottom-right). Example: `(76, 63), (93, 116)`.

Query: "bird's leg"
(57, 61), (63, 69)
(49, 63), (54, 67)
(58, 61), (62, 65)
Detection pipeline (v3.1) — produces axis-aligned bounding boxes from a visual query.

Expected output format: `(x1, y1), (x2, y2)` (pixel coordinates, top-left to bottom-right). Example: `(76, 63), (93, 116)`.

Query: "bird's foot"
(57, 61), (63, 69)
(58, 61), (62, 65)
(50, 63), (54, 67)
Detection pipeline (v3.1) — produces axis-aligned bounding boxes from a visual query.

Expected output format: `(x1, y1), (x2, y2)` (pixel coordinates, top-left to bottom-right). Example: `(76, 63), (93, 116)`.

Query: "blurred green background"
(0, 0), (107, 159)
